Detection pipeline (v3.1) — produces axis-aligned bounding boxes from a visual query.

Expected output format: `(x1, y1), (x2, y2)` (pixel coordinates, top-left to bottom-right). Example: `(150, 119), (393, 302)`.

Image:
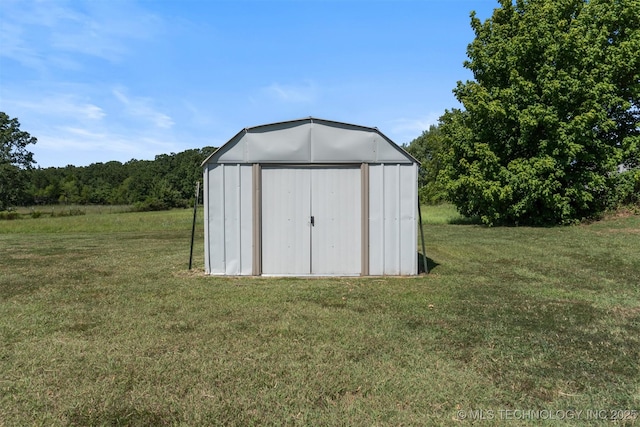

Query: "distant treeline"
(20, 147), (216, 210)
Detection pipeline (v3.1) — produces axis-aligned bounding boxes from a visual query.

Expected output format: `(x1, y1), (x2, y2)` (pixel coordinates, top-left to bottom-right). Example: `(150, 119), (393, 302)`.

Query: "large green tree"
(440, 0), (640, 225)
(1, 112), (37, 210)
(405, 124), (447, 205)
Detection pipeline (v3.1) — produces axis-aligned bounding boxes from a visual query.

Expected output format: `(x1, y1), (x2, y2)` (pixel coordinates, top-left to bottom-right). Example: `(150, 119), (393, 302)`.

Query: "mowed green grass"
(1, 206), (639, 426)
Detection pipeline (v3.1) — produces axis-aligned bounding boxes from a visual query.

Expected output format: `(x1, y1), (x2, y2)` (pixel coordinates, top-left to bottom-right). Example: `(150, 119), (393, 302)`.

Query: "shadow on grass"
(417, 252), (439, 273)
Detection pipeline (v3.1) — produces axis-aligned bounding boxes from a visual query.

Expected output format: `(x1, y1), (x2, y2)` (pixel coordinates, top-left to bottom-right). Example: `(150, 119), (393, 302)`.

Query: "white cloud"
(113, 87), (174, 129)
(60, 126), (106, 139)
(384, 113), (442, 145)
(84, 104), (106, 120)
(8, 94), (106, 121)
(34, 125), (177, 167)
(0, 85), (180, 167)
(263, 80), (319, 103)
(390, 113), (440, 135)
(0, 20), (43, 69)
(0, 0), (162, 69)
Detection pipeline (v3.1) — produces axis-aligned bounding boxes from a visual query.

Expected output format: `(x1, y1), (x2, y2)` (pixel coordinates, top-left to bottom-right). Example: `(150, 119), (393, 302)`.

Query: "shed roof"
(202, 117), (419, 165)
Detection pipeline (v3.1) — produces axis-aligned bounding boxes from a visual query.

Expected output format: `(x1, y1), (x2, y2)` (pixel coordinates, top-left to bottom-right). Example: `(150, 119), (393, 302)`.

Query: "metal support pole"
(418, 192), (428, 274)
(189, 181), (200, 270)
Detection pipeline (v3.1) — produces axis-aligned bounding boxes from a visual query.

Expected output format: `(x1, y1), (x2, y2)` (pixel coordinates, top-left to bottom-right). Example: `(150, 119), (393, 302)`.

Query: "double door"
(261, 166), (361, 275)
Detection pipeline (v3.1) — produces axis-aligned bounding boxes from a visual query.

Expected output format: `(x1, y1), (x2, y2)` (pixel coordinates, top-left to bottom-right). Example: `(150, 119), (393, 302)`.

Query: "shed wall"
(368, 163), (418, 275)
(203, 163), (253, 275)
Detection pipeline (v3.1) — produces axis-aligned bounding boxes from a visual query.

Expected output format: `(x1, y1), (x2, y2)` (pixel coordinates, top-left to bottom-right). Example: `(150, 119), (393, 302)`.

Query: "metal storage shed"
(202, 117), (420, 276)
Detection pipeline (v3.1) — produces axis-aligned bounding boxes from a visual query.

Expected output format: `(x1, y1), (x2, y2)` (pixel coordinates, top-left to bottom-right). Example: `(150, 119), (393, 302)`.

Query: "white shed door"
(261, 167), (361, 275)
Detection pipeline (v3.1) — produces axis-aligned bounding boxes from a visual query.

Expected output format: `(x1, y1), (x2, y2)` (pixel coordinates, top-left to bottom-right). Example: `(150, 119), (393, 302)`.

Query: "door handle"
(310, 216), (315, 226)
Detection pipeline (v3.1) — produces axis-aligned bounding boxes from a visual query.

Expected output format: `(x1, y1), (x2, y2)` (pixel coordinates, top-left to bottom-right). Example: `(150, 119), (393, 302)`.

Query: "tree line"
(27, 148), (214, 210)
(0, 111), (214, 212)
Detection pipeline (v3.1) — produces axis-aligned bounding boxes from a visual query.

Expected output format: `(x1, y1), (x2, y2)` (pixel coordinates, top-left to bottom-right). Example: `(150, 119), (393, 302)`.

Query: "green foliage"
(25, 147), (215, 208)
(405, 125), (447, 204)
(131, 199), (166, 212)
(440, 0), (640, 225)
(0, 211), (20, 220)
(133, 178), (188, 212)
(53, 207), (86, 217)
(0, 207), (88, 221)
(613, 168), (640, 208)
(0, 112), (37, 210)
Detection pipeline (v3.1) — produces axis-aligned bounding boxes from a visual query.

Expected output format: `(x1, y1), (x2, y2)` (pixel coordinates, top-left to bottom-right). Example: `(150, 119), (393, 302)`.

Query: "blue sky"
(0, 0), (497, 168)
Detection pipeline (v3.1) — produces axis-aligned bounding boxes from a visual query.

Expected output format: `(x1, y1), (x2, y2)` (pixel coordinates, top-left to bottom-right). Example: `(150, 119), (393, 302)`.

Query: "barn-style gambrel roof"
(202, 117), (419, 165)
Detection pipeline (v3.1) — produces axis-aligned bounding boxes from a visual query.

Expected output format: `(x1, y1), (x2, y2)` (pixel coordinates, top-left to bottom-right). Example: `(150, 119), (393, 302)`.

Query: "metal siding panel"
(368, 165), (384, 275)
(361, 164), (369, 276)
(399, 164), (418, 275)
(240, 165), (253, 275)
(203, 167), (210, 274)
(223, 165), (240, 275)
(311, 167), (361, 275)
(383, 164), (401, 275)
(261, 168), (311, 274)
(208, 164), (226, 274)
(252, 164), (262, 275)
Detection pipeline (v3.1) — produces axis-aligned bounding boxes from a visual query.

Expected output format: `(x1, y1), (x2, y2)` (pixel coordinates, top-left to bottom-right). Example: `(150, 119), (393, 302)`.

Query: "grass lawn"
(1, 205), (638, 426)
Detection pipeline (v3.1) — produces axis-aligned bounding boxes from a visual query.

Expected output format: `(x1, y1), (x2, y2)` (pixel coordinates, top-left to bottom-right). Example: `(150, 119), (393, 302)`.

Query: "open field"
(8, 204), (135, 218)
(1, 206), (639, 426)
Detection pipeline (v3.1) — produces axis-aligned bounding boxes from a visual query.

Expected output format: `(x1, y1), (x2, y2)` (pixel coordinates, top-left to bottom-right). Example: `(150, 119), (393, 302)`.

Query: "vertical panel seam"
(203, 166), (209, 273)
(258, 165), (262, 274)
(361, 163), (369, 276)
(397, 163), (401, 274)
(309, 168), (313, 274)
(221, 164), (226, 273)
(237, 164), (242, 275)
(252, 164), (261, 275)
(381, 164), (385, 274)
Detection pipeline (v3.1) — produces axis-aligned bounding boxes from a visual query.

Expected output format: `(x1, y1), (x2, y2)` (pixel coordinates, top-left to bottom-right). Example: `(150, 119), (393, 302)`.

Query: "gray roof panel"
(202, 117), (419, 165)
